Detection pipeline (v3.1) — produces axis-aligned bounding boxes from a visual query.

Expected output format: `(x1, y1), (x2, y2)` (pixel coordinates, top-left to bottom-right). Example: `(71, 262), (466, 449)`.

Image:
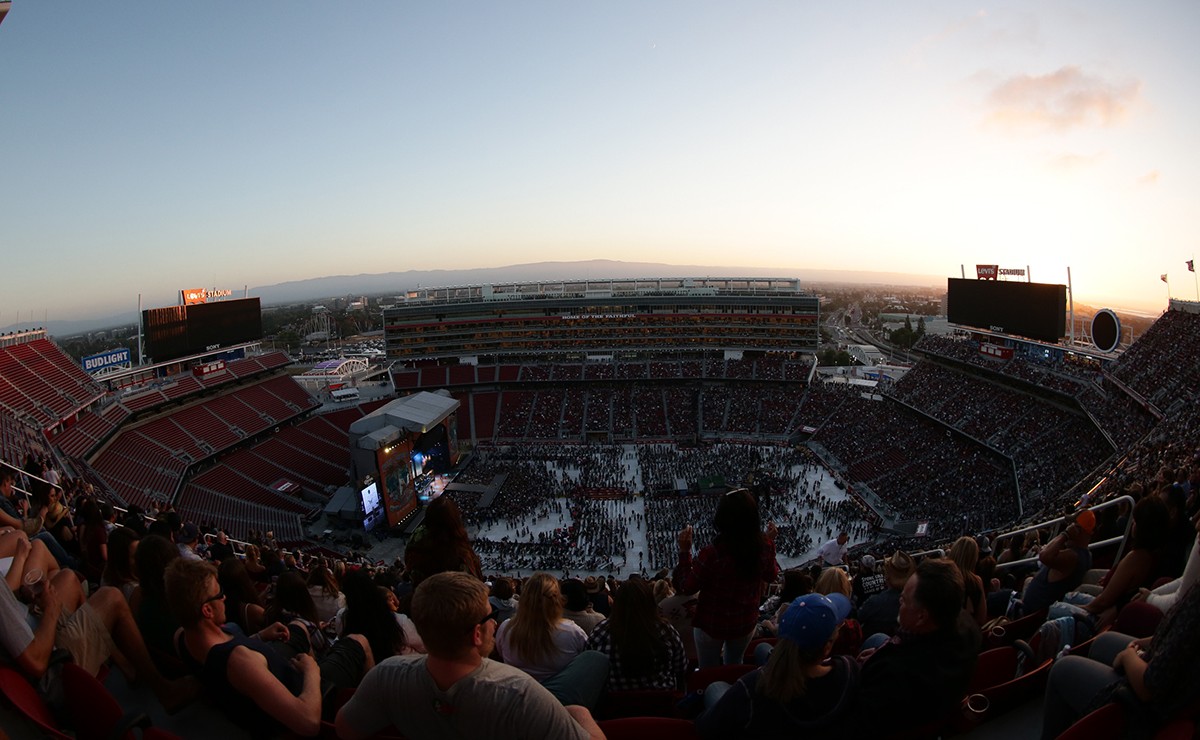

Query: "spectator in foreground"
(1020, 510), (1094, 614)
(0, 560), (195, 713)
(586, 579), (687, 691)
(488, 576), (520, 626)
(1040, 566), (1200, 739)
(562, 578), (604, 635)
(696, 592), (860, 738)
(674, 488), (778, 667)
(335, 571), (605, 740)
(949, 536), (988, 627)
(857, 550), (915, 639)
(167, 559), (372, 737)
(813, 567), (862, 656)
(495, 572), (609, 708)
(853, 558), (980, 736)
(404, 495), (483, 586)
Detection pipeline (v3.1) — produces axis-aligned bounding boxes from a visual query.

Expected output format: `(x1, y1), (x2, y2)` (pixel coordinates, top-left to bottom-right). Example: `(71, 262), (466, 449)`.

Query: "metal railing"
(991, 494), (1134, 573)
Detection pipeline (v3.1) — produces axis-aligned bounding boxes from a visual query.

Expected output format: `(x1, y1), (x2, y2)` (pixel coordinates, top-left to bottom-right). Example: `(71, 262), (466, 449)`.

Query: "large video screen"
(143, 298), (262, 362)
(947, 278), (1066, 343)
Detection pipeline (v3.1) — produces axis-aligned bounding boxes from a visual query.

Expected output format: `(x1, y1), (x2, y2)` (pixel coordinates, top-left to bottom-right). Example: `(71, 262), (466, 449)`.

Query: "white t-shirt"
(338, 656), (589, 740)
(495, 618), (587, 681)
(818, 538), (848, 567)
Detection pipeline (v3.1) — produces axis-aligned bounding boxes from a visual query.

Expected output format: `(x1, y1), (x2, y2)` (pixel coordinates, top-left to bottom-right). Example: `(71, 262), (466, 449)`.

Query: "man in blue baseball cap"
(695, 592), (862, 738)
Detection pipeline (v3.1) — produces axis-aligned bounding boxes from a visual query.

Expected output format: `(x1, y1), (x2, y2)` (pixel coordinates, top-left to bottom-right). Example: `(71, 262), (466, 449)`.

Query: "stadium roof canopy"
(349, 390), (460, 451)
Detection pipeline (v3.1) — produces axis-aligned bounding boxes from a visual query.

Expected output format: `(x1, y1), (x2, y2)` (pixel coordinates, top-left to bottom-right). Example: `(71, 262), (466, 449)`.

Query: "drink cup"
(21, 568), (44, 604)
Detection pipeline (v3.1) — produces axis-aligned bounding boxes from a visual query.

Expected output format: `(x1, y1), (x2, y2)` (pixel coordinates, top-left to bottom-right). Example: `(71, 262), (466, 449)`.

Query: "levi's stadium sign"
(181, 288), (234, 305)
(976, 265), (1026, 280)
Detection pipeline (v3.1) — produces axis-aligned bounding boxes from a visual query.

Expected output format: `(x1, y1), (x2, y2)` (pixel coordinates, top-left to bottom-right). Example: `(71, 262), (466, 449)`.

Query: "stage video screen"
(360, 482), (381, 516)
(947, 278), (1066, 343)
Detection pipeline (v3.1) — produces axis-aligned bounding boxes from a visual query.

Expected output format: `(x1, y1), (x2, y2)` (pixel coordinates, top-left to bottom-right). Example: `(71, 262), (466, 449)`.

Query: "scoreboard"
(947, 278), (1066, 343)
(143, 297), (262, 362)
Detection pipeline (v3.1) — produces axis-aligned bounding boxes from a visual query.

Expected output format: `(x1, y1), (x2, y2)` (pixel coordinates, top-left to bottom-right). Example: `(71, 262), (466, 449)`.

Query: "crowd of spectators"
(887, 360), (1113, 507)
(815, 393), (1019, 536)
(491, 383), (813, 441)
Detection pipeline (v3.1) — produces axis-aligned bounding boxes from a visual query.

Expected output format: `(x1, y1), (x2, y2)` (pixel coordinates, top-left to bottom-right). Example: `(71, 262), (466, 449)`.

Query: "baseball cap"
(178, 523), (200, 544)
(778, 592), (851, 651)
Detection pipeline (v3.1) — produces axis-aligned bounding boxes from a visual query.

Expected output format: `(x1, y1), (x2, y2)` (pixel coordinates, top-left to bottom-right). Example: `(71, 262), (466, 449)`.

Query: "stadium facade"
(382, 277), (820, 361)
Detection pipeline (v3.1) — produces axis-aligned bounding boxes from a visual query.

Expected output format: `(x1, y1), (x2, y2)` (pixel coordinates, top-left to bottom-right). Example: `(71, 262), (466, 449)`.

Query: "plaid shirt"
(585, 619), (687, 691)
(674, 540), (778, 639)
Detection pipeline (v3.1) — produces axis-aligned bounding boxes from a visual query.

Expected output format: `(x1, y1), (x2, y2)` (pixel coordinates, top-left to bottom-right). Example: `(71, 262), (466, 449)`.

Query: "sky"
(2, 1), (1199, 326)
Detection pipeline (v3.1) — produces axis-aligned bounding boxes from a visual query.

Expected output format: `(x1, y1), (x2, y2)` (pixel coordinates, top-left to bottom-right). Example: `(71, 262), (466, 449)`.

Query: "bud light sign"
(82, 348), (131, 375)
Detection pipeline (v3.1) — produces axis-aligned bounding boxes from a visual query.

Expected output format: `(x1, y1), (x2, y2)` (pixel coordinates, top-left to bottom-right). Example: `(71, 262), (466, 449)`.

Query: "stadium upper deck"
(383, 277), (820, 360)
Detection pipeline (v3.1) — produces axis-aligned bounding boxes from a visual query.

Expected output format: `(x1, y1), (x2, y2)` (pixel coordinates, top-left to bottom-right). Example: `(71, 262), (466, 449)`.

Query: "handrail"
(991, 494), (1135, 573)
(0, 458), (63, 509)
(911, 548), (946, 560)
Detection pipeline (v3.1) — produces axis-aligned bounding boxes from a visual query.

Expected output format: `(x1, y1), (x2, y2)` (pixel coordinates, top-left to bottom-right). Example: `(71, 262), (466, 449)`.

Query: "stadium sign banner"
(181, 287), (235, 305)
(978, 343), (1014, 360)
(975, 265), (1025, 280)
(82, 348), (131, 375)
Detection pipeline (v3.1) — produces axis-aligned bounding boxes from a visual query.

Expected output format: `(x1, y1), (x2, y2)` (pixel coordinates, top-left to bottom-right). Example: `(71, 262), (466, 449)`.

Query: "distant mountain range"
(36, 260), (948, 336)
(249, 259), (945, 305)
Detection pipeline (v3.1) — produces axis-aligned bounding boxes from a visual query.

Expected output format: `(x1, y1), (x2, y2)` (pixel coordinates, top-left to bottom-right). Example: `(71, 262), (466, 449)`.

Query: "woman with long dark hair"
(675, 489), (778, 667)
(404, 495), (482, 586)
(585, 579), (686, 691)
(266, 571), (329, 655)
(217, 557), (267, 636)
(130, 534), (181, 655)
(102, 525), (141, 600)
(338, 568), (415, 660)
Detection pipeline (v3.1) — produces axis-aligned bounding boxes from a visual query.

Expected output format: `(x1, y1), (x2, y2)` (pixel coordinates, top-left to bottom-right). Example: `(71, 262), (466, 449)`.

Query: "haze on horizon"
(2, 1), (1198, 327)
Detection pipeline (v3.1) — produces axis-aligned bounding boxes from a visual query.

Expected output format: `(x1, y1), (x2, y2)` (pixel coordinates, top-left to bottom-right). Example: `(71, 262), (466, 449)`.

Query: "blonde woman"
(813, 567), (862, 655)
(495, 572), (609, 709)
(949, 537), (987, 627)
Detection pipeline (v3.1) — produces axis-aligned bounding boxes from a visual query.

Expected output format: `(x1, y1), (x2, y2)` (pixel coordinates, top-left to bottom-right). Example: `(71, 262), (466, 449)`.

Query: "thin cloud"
(1046, 152), (1103, 172)
(983, 66), (1140, 133)
(1137, 170), (1160, 185)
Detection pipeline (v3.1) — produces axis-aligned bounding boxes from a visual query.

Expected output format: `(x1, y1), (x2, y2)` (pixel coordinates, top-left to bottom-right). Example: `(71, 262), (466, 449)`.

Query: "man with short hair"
(207, 530), (235, 562)
(817, 531), (851, 567)
(166, 559), (371, 737)
(336, 571), (606, 740)
(0, 470), (28, 528)
(853, 558), (980, 736)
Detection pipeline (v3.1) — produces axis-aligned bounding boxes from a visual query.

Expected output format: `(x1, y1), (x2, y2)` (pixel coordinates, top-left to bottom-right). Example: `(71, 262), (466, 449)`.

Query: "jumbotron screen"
(946, 278), (1066, 343)
(143, 298), (263, 362)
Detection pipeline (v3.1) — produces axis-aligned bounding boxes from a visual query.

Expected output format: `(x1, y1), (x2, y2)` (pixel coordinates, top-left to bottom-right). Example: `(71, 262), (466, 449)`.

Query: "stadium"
(1, 273), (1199, 739)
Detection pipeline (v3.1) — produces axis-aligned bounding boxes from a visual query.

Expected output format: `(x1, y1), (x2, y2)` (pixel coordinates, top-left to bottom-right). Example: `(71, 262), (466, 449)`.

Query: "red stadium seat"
(1055, 701), (1126, 740)
(955, 646), (1053, 733)
(597, 717), (701, 740)
(596, 689), (684, 720)
(0, 665), (71, 739)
